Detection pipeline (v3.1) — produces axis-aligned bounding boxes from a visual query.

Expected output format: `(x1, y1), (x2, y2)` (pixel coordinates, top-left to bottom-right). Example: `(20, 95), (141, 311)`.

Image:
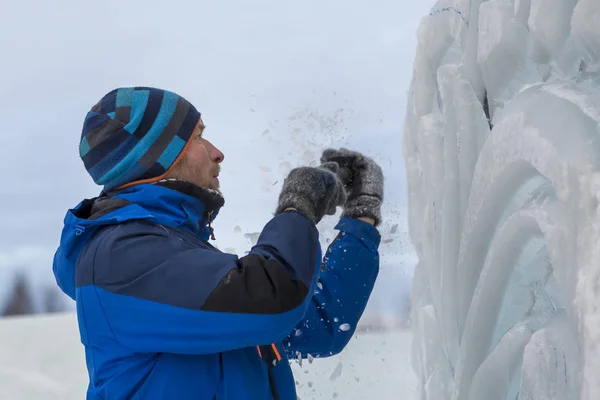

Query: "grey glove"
(320, 148), (384, 226)
(275, 162), (347, 224)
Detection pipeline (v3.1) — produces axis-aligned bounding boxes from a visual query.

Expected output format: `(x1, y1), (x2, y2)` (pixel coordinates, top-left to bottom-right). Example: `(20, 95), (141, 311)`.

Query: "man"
(53, 86), (384, 399)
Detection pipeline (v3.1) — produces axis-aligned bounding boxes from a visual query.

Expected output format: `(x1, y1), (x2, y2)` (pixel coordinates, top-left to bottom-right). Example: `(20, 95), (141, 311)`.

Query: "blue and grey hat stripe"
(79, 87), (200, 191)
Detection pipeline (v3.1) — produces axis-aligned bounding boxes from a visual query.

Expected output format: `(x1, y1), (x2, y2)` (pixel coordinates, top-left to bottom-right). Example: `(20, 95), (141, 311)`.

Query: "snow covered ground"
(0, 313), (416, 399)
(404, 0), (600, 399)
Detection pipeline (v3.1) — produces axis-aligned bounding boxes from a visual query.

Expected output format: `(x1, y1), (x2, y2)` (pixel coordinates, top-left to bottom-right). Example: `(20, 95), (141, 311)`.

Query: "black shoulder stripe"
(201, 254), (309, 314)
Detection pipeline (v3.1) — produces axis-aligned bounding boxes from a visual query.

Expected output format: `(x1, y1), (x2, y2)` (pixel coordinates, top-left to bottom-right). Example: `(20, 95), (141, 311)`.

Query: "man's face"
(167, 118), (224, 191)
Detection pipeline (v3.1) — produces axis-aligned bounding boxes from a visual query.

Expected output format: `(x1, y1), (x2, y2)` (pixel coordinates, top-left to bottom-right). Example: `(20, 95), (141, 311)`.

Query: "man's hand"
(320, 148), (384, 226)
(275, 162), (347, 224)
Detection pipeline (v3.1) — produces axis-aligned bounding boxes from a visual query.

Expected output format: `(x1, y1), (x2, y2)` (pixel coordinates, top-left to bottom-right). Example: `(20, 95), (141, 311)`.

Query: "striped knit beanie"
(79, 86), (201, 191)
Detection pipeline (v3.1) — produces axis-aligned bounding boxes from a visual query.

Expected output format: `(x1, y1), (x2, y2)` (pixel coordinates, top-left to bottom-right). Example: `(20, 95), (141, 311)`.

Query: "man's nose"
(206, 140), (224, 163)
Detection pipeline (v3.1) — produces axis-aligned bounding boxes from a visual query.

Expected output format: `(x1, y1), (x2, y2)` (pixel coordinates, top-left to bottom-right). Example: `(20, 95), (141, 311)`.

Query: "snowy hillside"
(0, 313), (416, 399)
(404, 0), (600, 399)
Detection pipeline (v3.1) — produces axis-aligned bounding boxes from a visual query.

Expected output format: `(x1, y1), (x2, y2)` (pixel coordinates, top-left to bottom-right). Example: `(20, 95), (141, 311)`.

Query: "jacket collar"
(105, 180), (224, 240)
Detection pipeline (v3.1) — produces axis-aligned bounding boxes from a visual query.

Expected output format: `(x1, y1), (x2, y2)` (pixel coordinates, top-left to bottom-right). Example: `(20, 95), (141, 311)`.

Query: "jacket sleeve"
(77, 210), (322, 355)
(283, 217), (380, 358)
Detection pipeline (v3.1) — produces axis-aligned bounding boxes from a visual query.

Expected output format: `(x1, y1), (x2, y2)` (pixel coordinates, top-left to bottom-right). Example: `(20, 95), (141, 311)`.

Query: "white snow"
(405, 0), (600, 399)
(339, 323), (352, 332)
(0, 313), (416, 399)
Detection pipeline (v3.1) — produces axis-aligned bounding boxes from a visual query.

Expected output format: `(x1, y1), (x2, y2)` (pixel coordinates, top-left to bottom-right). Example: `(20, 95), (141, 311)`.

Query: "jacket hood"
(52, 181), (224, 300)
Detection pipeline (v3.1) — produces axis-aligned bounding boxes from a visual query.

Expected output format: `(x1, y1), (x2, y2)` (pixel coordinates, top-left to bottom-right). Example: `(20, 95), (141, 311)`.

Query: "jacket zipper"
(212, 346), (279, 400)
(267, 365), (279, 400)
(207, 211), (216, 240)
(257, 344), (281, 399)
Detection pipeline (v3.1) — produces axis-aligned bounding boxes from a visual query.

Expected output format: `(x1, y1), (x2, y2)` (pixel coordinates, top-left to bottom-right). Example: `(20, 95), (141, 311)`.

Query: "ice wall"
(403, 0), (600, 399)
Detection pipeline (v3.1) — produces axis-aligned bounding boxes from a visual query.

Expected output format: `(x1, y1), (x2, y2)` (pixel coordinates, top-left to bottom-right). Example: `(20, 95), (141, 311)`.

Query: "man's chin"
(184, 179), (220, 193)
(205, 180), (222, 196)
(210, 177), (221, 192)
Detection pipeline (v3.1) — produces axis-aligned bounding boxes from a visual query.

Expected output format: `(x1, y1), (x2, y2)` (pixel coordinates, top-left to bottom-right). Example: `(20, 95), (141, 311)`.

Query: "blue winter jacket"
(53, 182), (380, 399)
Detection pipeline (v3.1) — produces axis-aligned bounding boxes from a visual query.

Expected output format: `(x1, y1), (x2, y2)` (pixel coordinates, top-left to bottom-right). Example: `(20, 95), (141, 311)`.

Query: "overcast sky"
(0, 0), (435, 311)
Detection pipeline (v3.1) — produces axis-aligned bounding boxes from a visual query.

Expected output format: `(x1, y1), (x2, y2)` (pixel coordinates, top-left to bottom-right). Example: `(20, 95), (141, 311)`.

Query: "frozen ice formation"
(404, 0), (600, 399)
